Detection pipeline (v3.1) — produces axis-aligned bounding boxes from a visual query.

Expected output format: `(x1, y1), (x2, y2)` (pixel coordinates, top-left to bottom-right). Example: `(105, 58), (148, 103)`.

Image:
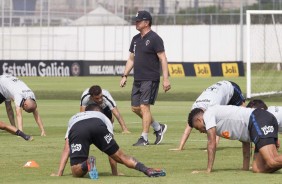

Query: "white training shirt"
(203, 105), (255, 142)
(80, 88), (116, 110)
(65, 111), (114, 139)
(267, 106), (282, 132)
(0, 75), (36, 107)
(192, 80), (234, 110)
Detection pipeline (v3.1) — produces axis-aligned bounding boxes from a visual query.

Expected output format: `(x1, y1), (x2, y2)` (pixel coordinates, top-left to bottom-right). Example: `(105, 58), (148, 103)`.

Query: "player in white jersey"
(51, 104), (166, 178)
(0, 75), (46, 136)
(170, 80), (245, 151)
(188, 105), (282, 173)
(80, 85), (130, 133)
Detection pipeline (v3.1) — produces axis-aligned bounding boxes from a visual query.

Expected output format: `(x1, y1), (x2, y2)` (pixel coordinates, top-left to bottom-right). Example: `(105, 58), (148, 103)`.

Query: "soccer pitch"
(0, 76), (282, 184)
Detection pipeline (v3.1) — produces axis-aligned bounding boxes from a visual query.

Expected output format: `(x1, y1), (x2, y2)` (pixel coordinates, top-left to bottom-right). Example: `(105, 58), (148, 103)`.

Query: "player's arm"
(170, 124), (192, 151)
(157, 51), (171, 92)
(111, 107), (130, 133)
(206, 127), (217, 173)
(242, 141), (251, 171)
(33, 108), (46, 136)
(51, 139), (70, 176)
(120, 53), (134, 88)
(15, 106), (23, 131)
(5, 101), (16, 126)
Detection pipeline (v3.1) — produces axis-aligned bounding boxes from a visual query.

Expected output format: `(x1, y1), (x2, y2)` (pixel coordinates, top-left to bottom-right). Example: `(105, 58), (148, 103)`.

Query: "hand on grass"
(122, 130), (131, 134)
(169, 148), (183, 151)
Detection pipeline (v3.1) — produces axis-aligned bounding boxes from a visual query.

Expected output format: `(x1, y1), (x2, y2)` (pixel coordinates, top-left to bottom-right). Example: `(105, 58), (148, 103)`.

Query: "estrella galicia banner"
(0, 60), (82, 76)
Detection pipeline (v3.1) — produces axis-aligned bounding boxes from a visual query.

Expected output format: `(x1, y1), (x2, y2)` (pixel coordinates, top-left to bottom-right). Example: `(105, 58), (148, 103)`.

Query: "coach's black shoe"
(154, 124), (167, 145)
(145, 168), (166, 177)
(132, 136), (149, 146)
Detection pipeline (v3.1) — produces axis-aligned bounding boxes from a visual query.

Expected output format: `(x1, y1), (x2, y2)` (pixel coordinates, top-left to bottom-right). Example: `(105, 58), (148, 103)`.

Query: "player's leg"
(252, 137), (282, 173)
(0, 121), (32, 141)
(68, 121), (92, 177)
(110, 148), (166, 177)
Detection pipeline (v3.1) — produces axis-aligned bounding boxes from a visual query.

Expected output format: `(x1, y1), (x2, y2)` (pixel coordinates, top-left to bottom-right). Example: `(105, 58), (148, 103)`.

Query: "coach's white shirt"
(80, 88), (116, 110)
(203, 105), (255, 142)
(192, 80), (234, 110)
(267, 106), (282, 132)
(65, 111), (113, 139)
(0, 75), (35, 107)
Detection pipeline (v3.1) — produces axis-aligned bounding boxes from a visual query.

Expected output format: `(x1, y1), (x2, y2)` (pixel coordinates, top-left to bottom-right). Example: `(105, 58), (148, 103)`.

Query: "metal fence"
(1, 0), (282, 60)
(1, 0), (282, 26)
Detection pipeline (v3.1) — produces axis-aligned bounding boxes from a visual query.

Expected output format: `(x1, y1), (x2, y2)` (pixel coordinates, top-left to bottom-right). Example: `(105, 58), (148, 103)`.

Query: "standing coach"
(120, 10), (171, 146)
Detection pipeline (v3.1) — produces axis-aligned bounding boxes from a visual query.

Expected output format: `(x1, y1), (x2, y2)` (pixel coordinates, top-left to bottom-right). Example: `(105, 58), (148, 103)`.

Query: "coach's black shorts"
(228, 81), (245, 106)
(248, 108), (278, 152)
(68, 118), (119, 166)
(131, 81), (159, 106)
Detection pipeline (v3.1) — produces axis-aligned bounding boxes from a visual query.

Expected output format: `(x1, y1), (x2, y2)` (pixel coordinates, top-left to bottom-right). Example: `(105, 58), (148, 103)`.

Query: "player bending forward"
(51, 104), (166, 178)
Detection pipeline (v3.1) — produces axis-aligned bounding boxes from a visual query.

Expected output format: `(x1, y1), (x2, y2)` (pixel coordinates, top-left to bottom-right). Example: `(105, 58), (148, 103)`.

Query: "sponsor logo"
(222, 63), (239, 77)
(168, 64), (185, 77)
(71, 62), (80, 76)
(71, 143), (82, 153)
(221, 131), (230, 139)
(2, 62), (70, 77)
(145, 40), (150, 46)
(104, 133), (113, 144)
(89, 65), (127, 75)
(261, 125), (274, 135)
(193, 64), (211, 77)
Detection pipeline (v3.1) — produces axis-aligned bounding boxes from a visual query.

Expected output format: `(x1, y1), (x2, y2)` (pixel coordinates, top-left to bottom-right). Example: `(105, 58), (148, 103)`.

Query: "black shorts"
(248, 109), (278, 152)
(103, 106), (112, 120)
(68, 118), (119, 166)
(228, 81), (245, 106)
(0, 93), (6, 104)
(131, 81), (159, 106)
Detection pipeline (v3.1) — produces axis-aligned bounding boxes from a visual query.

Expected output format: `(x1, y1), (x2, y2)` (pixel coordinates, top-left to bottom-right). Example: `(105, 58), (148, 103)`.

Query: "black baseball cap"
(135, 10), (152, 22)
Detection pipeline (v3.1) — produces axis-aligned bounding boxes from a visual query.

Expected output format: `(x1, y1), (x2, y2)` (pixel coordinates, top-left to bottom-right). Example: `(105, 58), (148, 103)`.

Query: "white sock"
(151, 121), (161, 132)
(141, 133), (148, 141)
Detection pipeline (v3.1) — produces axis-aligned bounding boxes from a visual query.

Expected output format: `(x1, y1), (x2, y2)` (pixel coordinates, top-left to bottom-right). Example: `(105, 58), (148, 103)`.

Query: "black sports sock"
(135, 162), (148, 173)
(15, 130), (30, 141)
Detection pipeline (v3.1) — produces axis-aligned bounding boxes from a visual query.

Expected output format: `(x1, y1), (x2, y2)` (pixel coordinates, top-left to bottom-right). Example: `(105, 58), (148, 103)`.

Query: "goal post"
(246, 10), (282, 98)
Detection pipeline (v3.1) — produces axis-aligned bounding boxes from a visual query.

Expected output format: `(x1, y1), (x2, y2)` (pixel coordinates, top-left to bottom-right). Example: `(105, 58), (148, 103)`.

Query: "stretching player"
(188, 105), (282, 173)
(170, 80), (245, 151)
(0, 75), (46, 136)
(80, 85), (130, 133)
(51, 104), (166, 178)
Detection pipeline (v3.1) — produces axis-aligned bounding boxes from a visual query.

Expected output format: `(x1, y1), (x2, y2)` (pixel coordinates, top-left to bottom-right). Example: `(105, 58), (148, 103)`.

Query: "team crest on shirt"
(145, 40), (150, 46)
(104, 133), (113, 144)
(71, 143), (82, 153)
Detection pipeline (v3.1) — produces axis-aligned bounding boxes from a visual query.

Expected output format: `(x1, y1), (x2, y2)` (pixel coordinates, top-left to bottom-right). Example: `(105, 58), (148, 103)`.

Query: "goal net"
(246, 10), (282, 98)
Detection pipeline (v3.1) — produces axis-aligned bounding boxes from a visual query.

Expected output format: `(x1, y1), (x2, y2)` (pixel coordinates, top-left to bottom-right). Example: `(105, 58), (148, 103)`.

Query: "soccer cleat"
(154, 124), (167, 145)
(24, 135), (33, 141)
(145, 168), (166, 177)
(88, 156), (98, 179)
(132, 136), (149, 146)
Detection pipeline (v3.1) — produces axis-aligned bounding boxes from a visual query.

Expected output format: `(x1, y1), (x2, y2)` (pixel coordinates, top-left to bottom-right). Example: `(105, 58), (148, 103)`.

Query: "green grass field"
(1, 76), (282, 184)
